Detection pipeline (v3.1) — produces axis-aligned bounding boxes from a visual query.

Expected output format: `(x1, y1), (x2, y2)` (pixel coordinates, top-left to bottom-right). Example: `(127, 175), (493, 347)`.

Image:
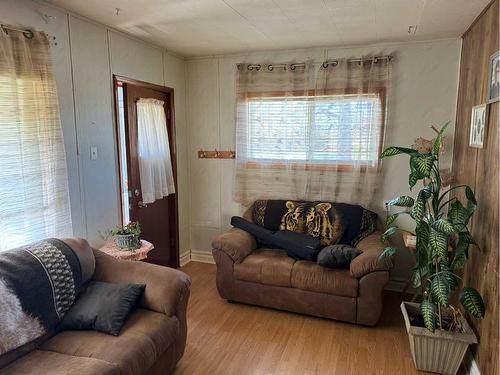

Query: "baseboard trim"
(179, 251), (191, 267)
(190, 250), (215, 264)
(462, 349), (481, 375)
(385, 277), (408, 292)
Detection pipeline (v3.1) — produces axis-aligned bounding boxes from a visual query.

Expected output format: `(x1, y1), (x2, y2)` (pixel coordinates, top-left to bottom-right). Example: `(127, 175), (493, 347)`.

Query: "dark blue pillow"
(317, 244), (362, 269)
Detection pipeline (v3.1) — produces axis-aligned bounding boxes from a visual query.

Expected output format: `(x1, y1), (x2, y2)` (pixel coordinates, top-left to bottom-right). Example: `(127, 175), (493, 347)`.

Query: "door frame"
(112, 75), (180, 268)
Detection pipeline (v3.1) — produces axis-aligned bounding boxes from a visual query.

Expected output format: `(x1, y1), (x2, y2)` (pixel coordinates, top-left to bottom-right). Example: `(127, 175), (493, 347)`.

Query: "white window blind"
(246, 93), (382, 167)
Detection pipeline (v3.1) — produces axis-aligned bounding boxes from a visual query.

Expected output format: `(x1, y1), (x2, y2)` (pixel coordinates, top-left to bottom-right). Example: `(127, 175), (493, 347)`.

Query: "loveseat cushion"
(41, 309), (178, 375)
(2, 350), (119, 375)
(233, 249), (296, 287)
(252, 200), (377, 247)
(291, 261), (358, 297)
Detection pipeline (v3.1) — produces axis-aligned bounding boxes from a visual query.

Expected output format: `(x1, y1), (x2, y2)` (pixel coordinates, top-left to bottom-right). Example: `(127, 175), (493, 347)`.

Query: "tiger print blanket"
(252, 200), (378, 247)
(0, 239), (82, 355)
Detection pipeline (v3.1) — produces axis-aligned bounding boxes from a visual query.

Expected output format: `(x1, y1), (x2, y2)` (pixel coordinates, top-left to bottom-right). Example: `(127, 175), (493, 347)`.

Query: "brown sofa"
(212, 217), (392, 326)
(1, 238), (191, 375)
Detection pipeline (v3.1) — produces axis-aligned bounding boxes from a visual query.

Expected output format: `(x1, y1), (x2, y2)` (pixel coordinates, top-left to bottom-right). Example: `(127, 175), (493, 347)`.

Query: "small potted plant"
(101, 222), (141, 251)
(379, 123), (484, 375)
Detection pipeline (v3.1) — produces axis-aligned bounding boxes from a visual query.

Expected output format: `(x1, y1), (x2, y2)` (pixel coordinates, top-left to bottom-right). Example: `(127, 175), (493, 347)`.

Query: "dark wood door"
(122, 80), (179, 267)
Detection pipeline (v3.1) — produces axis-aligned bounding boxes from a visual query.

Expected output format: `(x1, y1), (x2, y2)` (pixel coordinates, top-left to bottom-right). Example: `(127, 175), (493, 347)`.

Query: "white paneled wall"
(1, 0), (189, 258)
(186, 40), (461, 283)
(69, 16), (118, 244)
(187, 59), (222, 254)
(163, 53), (190, 263)
(108, 32), (164, 86)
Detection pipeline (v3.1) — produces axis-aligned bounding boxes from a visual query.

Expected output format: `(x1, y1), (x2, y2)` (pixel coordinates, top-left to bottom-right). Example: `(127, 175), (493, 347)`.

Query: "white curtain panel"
(136, 98), (175, 204)
(0, 29), (72, 250)
(234, 58), (392, 209)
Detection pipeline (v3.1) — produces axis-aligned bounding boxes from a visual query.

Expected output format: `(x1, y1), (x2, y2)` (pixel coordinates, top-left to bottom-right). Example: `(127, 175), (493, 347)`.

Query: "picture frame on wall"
(487, 51), (499, 103)
(469, 104), (488, 148)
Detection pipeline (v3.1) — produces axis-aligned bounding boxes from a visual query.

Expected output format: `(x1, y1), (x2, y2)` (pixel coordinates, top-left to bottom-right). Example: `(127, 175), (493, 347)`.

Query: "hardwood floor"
(174, 261), (431, 375)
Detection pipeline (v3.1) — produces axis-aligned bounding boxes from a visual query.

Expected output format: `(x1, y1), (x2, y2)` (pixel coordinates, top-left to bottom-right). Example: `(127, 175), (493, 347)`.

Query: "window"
(0, 30), (72, 251)
(244, 91), (384, 169)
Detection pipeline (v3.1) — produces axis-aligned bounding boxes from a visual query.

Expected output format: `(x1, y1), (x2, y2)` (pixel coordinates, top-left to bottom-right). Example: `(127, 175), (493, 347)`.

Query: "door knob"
(138, 201), (148, 208)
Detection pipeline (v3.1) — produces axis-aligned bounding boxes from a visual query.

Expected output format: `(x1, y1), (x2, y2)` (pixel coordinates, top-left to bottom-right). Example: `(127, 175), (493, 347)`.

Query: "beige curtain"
(234, 58), (392, 209)
(0, 28), (72, 250)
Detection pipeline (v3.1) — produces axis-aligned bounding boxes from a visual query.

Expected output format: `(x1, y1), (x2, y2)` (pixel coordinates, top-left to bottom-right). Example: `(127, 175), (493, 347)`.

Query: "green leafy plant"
(379, 123), (485, 332)
(99, 221), (141, 250)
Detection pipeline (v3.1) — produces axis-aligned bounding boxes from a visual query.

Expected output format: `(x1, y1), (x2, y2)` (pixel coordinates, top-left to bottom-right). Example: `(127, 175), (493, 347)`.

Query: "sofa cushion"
(233, 249), (296, 287)
(41, 309), (177, 375)
(2, 350), (119, 375)
(291, 261), (358, 297)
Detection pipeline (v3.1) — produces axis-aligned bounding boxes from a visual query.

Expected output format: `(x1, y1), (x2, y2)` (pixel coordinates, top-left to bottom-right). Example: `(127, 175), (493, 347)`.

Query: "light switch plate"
(90, 146), (98, 160)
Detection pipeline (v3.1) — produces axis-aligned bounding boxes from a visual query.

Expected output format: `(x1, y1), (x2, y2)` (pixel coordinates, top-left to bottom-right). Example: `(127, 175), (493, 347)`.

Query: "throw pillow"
(317, 244), (362, 269)
(60, 281), (145, 336)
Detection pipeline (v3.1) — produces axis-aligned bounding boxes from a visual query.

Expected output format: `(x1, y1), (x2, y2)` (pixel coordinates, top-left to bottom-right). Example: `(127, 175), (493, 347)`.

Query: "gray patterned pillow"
(317, 244), (362, 269)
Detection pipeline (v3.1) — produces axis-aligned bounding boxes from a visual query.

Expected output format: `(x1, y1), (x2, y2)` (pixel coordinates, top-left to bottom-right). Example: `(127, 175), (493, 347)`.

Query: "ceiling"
(44, 0), (489, 57)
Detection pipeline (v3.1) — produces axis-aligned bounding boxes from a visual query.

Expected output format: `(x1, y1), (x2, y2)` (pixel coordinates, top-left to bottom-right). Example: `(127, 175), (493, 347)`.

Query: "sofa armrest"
(350, 232), (392, 278)
(211, 228), (257, 264)
(92, 249), (191, 317)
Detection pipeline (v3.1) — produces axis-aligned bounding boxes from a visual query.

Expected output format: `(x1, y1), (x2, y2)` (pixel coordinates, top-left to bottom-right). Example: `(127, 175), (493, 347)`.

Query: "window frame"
(240, 87), (386, 172)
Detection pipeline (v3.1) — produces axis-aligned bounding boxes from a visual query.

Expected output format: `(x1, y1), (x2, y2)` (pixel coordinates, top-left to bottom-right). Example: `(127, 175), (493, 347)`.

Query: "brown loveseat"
(1, 238), (191, 375)
(212, 203), (392, 326)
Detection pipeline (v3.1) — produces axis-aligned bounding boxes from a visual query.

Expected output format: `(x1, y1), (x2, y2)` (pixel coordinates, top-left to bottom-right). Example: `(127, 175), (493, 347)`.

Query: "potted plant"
(379, 123), (485, 375)
(101, 222), (141, 251)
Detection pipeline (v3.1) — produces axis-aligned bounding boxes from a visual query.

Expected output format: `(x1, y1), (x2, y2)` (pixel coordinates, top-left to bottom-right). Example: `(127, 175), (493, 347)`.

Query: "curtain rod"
(1, 24), (35, 39)
(239, 55), (393, 71)
(1, 24), (58, 46)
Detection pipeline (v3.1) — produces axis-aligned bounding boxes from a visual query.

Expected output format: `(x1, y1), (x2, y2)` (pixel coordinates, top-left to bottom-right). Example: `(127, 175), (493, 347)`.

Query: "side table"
(99, 239), (154, 261)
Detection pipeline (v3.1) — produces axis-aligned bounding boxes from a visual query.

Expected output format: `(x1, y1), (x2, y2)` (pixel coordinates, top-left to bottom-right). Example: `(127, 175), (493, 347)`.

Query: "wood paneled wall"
(452, 1), (499, 373)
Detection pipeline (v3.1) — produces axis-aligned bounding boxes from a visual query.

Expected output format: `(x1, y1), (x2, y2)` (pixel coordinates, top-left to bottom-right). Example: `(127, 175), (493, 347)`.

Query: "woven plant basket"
(401, 302), (477, 375)
(114, 234), (139, 250)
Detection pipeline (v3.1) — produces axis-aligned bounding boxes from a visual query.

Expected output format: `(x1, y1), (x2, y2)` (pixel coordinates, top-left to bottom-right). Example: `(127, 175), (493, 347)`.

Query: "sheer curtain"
(234, 58), (392, 209)
(136, 98), (175, 204)
(0, 28), (72, 250)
